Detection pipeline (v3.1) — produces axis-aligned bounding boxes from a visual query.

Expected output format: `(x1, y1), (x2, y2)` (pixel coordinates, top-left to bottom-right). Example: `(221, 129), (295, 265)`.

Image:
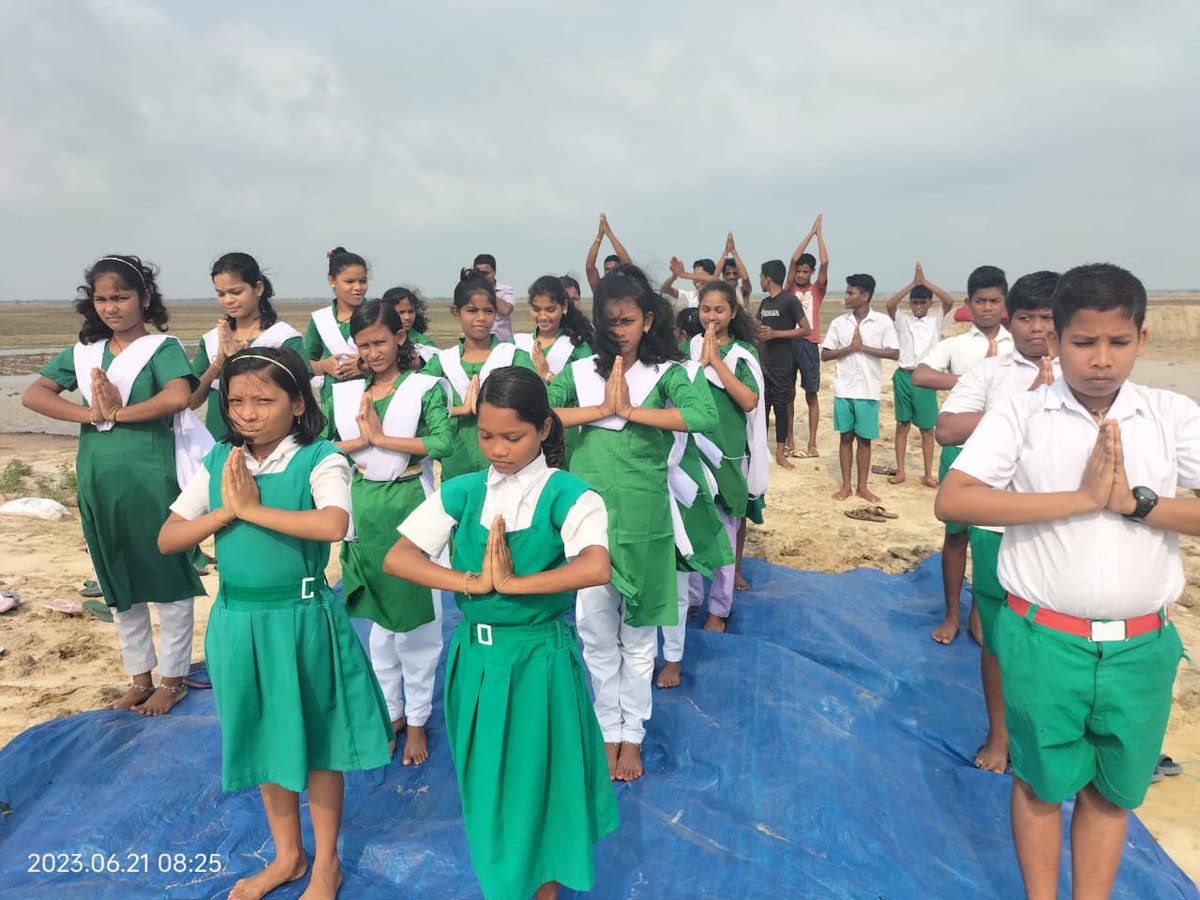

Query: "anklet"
(156, 684), (187, 695)
(127, 683), (155, 694)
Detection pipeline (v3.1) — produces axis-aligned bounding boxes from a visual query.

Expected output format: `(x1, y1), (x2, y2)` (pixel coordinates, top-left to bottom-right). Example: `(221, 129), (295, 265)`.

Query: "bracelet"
(111, 407), (120, 424)
(463, 572), (477, 599)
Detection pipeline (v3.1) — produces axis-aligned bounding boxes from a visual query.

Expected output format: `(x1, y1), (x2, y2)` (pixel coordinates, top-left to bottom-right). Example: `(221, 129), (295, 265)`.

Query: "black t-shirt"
(757, 292), (808, 369)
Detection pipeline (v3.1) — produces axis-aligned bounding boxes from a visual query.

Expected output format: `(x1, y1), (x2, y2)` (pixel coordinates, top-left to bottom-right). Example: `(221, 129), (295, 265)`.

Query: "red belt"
(1007, 594), (1165, 642)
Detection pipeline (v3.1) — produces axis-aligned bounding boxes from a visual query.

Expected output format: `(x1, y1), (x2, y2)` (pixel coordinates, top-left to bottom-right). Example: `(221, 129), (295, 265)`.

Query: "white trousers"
(576, 582), (657, 745)
(368, 591), (444, 727)
(659, 572), (693, 664)
(111, 599), (195, 678)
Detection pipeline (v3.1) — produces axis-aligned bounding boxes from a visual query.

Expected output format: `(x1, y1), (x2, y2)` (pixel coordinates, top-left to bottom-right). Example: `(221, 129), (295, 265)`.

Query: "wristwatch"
(1123, 485), (1158, 521)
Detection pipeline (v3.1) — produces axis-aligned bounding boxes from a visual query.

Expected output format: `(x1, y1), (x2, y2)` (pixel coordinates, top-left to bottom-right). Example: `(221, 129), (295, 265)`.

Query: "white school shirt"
(399, 453), (609, 560)
(952, 378), (1200, 619)
(821, 309), (900, 401)
(672, 288), (700, 311)
(490, 282), (518, 342)
(894, 309), (947, 370)
(170, 436), (352, 520)
(919, 325), (1013, 376)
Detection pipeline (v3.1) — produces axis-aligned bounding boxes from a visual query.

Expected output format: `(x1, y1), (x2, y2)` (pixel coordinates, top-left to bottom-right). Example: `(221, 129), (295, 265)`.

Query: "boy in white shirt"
(821, 274), (900, 503)
(913, 265), (1012, 644)
(884, 262), (953, 487)
(937, 263), (1196, 900)
(936, 271), (1059, 775)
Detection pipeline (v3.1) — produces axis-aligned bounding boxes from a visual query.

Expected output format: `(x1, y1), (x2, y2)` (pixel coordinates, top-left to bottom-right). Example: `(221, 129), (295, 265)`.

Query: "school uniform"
(490, 282), (518, 342)
(190, 322), (307, 440)
(400, 456), (619, 899)
(304, 302), (360, 403)
(891, 308), (946, 430)
(323, 371), (454, 727)
(952, 378), (1197, 808)
(941, 353), (1062, 647)
(547, 357), (716, 744)
(41, 336), (206, 677)
(512, 331), (594, 378)
(407, 331), (440, 364)
(420, 338), (536, 482)
(820, 309), (900, 440)
(920, 325), (1014, 532)
(172, 437), (392, 792)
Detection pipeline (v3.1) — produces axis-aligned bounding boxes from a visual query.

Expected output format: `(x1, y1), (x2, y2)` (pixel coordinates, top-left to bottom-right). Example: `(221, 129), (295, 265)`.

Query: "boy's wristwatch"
(1123, 486), (1158, 520)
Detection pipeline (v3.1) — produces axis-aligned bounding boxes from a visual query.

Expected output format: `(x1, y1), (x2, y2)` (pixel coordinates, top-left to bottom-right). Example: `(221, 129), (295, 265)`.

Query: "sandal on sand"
(871, 465), (898, 476)
(1156, 754), (1182, 776)
(845, 508), (887, 523)
(81, 599), (113, 622)
(45, 599), (82, 616)
(79, 580), (104, 598)
(868, 506), (899, 519)
(0, 592), (19, 615)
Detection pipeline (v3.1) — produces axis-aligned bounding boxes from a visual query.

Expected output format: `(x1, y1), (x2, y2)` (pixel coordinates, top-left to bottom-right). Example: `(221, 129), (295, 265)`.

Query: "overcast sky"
(2, 0), (1197, 302)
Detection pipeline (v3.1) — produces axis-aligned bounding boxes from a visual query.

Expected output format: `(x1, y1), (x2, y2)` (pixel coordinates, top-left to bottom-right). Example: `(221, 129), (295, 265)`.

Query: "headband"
(229, 354), (298, 385)
(97, 256), (147, 291)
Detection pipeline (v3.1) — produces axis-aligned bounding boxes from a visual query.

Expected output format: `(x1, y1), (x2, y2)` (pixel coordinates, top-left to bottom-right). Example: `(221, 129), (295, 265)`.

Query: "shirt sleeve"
(821, 320), (843, 351)
(880, 318), (900, 350)
(398, 491), (458, 558)
(318, 393), (339, 442)
(664, 364), (717, 433)
(734, 358), (760, 395)
(546, 361), (578, 407)
(1171, 393), (1200, 490)
(304, 317), (326, 361)
(191, 340), (212, 379)
(39, 347), (78, 391)
(150, 340), (199, 390)
(420, 354), (445, 378)
(920, 336), (954, 371)
(512, 349), (538, 372)
(418, 380), (455, 460)
(951, 395), (1025, 489)
(561, 490), (609, 557)
(169, 466), (212, 520)
(311, 452), (352, 511)
(282, 336), (312, 374)
(940, 361), (988, 414)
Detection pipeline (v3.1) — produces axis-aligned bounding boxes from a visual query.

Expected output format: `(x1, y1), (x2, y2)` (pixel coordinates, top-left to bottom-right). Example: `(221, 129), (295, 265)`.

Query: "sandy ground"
(1, 304), (1198, 883)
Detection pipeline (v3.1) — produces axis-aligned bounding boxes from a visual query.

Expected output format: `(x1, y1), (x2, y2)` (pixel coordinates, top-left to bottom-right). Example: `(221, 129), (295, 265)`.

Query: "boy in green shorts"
(936, 271), (1060, 774)
(936, 263), (1195, 899)
(884, 262), (953, 487)
(821, 274), (899, 503)
(914, 265), (1011, 644)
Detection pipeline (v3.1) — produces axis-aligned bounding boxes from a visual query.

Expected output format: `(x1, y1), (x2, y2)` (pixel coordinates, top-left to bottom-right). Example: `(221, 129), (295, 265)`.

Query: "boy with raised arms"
(786, 213), (829, 459)
(584, 213), (632, 292)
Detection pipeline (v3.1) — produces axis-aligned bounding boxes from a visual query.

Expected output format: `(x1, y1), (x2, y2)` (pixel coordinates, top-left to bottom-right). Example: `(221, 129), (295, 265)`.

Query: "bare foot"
(402, 724), (428, 766)
(967, 605), (983, 646)
(616, 742), (644, 782)
(133, 684), (187, 717)
(974, 735), (1010, 774)
(109, 683), (154, 711)
(656, 660), (681, 689)
(931, 613), (960, 645)
(703, 613), (727, 633)
(392, 716), (407, 734)
(534, 880), (560, 900)
(605, 742), (620, 780)
(887, 473), (906, 485)
(855, 487), (881, 504)
(805, 444), (819, 458)
(734, 573), (750, 591)
(831, 485), (853, 501)
(298, 859), (342, 900)
(229, 853), (308, 900)
(921, 475), (939, 488)
(775, 451), (795, 471)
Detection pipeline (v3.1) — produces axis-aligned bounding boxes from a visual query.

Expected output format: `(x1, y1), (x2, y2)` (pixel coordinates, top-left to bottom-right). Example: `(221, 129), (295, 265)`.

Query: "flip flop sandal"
(81, 599), (113, 623)
(0, 592), (19, 615)
(870, 465), (898, 476)
(45, 599), (82, 616)
(183, 662), (213, 690)
(1156, 754), (1183, 776)
(868, 506), (900, 519)
(79, 580), (104, 598)
(844, 508), (886, 523)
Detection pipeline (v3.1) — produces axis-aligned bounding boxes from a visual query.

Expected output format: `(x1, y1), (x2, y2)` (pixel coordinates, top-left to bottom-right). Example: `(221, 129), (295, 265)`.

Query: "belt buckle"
(476, 623), (493, 646)
(301, 577), (315, 600)
(1090, 620), (1126, 642)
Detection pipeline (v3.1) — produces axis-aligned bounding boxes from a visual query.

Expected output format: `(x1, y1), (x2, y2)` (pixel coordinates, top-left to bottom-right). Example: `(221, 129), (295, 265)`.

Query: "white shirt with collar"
(894, 309), (947, 370)
(952, 378), (1200, 618)
(920, 325), (1013, 376)
(399, 453), (608, 560)
(490, 282), (518, 342)
(170, 435), (352, 520)
(821, 308), (900, 401)
(673, 288), (699, 311)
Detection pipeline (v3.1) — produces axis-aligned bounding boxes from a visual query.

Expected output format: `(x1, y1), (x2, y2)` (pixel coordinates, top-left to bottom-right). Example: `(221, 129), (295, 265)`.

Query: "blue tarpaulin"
(0, 556), (1195, 898)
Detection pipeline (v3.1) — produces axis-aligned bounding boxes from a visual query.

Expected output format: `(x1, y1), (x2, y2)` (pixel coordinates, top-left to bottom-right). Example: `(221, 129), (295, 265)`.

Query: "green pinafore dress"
(204, 440), (393, 793)
(441, 470), (619, 900)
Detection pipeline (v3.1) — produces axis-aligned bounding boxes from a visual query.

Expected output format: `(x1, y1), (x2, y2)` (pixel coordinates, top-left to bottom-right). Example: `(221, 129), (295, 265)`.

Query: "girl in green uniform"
(547, 264), (716, 781)
(305, 246), (368, 404)
(159, 347), (392, 900)
(323, 299), (453, 766)
(420, 273), (535, 481)
(513, 275), (594, 382)
(383, 286), (439, 364)
(190, 252), (306, 440)
(685, 281), (767, 632)
(385, 366), (618, 900)
(23, 255), (204, 717)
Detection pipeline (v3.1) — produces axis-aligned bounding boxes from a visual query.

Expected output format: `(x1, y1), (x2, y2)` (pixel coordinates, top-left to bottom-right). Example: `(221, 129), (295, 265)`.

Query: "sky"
(1, 0), (1197, 302)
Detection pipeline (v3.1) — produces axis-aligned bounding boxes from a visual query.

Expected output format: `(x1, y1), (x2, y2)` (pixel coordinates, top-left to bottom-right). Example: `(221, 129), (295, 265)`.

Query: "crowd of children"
(19, 230), (1195, 899)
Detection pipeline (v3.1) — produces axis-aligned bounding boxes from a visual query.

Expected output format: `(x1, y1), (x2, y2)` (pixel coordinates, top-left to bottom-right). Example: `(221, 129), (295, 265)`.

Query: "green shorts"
(995, 601), (1183, 808)
(938, 445), (968, 534)
(968, 528), (1004, 650)
(892, 368), (938, 430)
(833, 397), (880, 440)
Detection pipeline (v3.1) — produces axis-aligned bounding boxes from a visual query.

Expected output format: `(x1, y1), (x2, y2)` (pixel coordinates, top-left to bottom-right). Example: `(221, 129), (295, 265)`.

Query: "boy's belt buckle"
(476, 623), (493, 646)
(301, 577), (315, 600)
(1090, 620), (1126, 642)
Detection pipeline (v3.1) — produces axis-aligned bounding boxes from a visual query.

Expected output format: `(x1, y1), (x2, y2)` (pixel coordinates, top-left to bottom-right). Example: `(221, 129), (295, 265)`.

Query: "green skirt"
(206, 581), (393, 792)
(445, 618), (619, 899)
